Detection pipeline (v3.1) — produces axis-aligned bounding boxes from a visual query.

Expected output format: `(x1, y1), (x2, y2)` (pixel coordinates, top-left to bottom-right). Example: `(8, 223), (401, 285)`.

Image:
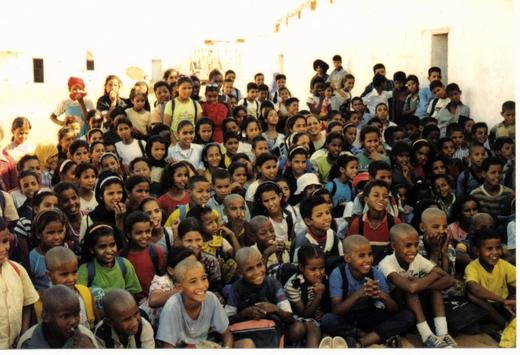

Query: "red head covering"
(67, 77), (85, 90)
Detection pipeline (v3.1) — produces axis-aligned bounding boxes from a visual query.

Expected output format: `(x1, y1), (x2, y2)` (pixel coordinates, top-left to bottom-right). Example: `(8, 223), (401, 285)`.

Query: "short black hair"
(153, 80), (169, 91)
(373, 63), (385, 73)
(471, 122), (488, 135)
(359, 125), (381, 142)
(493, 136), (514, 151)
(473, 227), (501, 248)
(187, 175), (209, 190)
(124, 175), (150, 193)
(502, 100), (515, 112)
(363, 179), (390, 196)
(252, 135), (268, 149)
(372, 74), (387, 88)
(255, 152), (277, 167)
(300, 195), (327, 220)
(368, 160), (391, 178)
(481, 156), (504, 172)
(246, 82), (259, 92)
(275, 74), (286, 81)
(393, 71), (406, 82)
(406, 75), (419, 84)
(429, 80), (444, 91)
(446, 83), (461, 93)
(17, 154), (39, 172)
(212, 168), (230, 183)
(332, 54), (342, 62)
(428, 67), (442, 76)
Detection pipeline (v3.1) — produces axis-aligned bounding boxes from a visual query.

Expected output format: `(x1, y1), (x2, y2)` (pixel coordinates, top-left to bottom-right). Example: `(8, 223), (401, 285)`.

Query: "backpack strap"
(338, 263), (349, 298)
(137, 140), (146, 156)
(356, 216), (364, 236)
(87, 259), (96, 287)
(95, 322), (115, 348)
(0, 191), (6, 220)
(387, 214), (395, 230)
(75, 284), (95, 324)
(147, 244), (160, 275)
(164, 228), (172, 254)
(115, 256), (128, 279)
(135, 319), (143, 348)
(284, 209), (294, 241)
(193, 99), (198, 119)
(428, 97), (439, 116)
(178, 204), (188, 222)
(8, 260), (20, 275)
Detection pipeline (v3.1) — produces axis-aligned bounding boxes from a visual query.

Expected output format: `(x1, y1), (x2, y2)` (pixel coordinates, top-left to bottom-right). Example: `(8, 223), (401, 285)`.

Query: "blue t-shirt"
(29, 249), (50, 290)
(325, 178), (353, 208)
(328, 264), (390, 311)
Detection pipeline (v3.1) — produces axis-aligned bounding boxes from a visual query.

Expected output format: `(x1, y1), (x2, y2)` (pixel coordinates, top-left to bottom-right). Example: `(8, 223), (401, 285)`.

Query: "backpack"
(87, 256), (128, 287)
(229, 319), (283, 348)
(95, 320), (143, 348)
(328, 180), (351, 218)
(34, 284), (95, 325)
(428, 97), (440, 116)
(170, 97), (198, 121)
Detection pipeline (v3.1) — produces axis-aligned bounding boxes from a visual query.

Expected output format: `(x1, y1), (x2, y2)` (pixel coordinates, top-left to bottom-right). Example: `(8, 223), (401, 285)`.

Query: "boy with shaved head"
(157, 259), (244, 348)
(249, 215), (289, 266)
(321, 235), (414, 347)
(225, 247), (304, 347)
(17, 285), (98, 348)
(95, 288), (155, 348)
(37, 246), (98, 329)
(378, 224), (457, 348)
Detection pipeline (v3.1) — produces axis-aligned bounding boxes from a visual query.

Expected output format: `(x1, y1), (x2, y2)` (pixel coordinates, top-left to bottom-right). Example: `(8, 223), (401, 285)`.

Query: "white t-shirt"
(125, 108), (151, 136)
(245, 179), (261, 202)
(378, 253), (436, 282)
(115, 139), (146, 166)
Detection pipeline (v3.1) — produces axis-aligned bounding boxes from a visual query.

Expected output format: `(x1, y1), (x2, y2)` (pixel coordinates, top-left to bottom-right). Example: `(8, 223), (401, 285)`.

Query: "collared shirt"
(0, 261), (39, 348)
(168, 143), (204, 169)
(362, 88), (393, 116)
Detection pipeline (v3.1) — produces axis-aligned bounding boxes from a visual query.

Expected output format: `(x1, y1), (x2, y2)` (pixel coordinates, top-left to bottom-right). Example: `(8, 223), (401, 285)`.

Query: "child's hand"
(364, 278), (381, 299)
(219, 225), (235, 238)
(274, 240), (285, 252)
(247, 305), (267, 320)
(367, 149), (380, 161)
(109, 90), (117, 102)
(401, 164), (410, 177)
(171, 218), (180, 239)
(113, 202), (127, 219)
(314, 281), (326, 296)
(255, 302), (278, 315)
(503, 299), (516, 316)
(230, 181), (243, 192)
(72, 331), (96, 348)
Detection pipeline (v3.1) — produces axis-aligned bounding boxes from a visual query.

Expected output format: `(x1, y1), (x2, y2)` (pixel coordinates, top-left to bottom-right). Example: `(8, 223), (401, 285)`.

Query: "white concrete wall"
(265, 0), (515, 126)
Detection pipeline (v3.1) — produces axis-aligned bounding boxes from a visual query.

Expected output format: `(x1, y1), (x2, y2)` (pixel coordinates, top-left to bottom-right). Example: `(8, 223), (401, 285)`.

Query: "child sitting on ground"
(284, 245), (330, 348)
(223, 194), (253, 247)
(37, 246), (98, 329)
(157, 259), (250, 348)
(225, 247), (304, 347)
(95, 288), (155, 348)
(321, 235), (414, 348)
(348, 180), (401, 264)
(249, 215), (290, 267)
(17, 285), (98, 348)
(0, 219), (39, 349)
(464, 228), (516, 330)
(378, 224), (457, 348)
(291, 195), (344, 272)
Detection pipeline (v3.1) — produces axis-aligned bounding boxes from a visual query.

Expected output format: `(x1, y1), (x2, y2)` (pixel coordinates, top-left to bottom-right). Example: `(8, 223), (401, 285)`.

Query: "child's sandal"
(385, 335), (402, 348)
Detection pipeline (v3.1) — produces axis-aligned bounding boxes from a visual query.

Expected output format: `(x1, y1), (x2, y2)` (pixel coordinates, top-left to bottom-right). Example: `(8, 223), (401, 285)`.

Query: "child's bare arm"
(427, 272), (456, 290)
(466, 280), (510, 304)
(255, 302), (294, 323)
(148, 288), (177, 308)
(49, 113), (65, 126)
(21, 305), (32, 336)
(291, 282), (325, 318)
(387, 270), (440, 294)
(330, 287), (364, 316)
(221, 328), (233, 348)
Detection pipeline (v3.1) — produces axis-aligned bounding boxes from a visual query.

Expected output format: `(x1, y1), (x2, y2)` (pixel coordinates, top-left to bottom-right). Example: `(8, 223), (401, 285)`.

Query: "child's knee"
(234, 338), (256, 348)
(288, 320), (306, 340)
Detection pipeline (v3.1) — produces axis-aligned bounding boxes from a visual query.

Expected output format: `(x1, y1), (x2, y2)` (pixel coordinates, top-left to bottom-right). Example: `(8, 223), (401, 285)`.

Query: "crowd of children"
(0, 56), (516, 349)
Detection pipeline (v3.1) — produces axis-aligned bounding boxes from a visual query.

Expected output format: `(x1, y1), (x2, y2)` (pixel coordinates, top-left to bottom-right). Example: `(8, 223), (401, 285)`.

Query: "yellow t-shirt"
(464, 258), (516, 300)
(164, 98), (202, 135)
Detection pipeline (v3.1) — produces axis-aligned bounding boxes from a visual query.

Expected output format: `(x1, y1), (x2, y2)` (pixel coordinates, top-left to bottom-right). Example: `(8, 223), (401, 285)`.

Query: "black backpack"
(95, 320), (143, 348)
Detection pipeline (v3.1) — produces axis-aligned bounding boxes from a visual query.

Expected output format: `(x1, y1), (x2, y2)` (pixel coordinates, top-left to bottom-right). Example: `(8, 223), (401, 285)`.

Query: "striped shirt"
(470, 184), (514, 217)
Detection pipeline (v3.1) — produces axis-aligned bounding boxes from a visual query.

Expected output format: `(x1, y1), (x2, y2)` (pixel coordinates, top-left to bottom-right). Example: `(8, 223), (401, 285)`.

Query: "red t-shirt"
(127, 245), (165, 295)
(202, 102), (228, 143)
(157, 192), (190, 217)
(347, 213), (401, 244)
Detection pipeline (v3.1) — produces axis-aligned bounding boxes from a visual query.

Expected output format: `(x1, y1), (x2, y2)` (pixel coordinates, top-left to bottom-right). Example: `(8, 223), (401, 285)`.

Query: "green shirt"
(355, 151), (391, 172)
(78, 258), (142, 294)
